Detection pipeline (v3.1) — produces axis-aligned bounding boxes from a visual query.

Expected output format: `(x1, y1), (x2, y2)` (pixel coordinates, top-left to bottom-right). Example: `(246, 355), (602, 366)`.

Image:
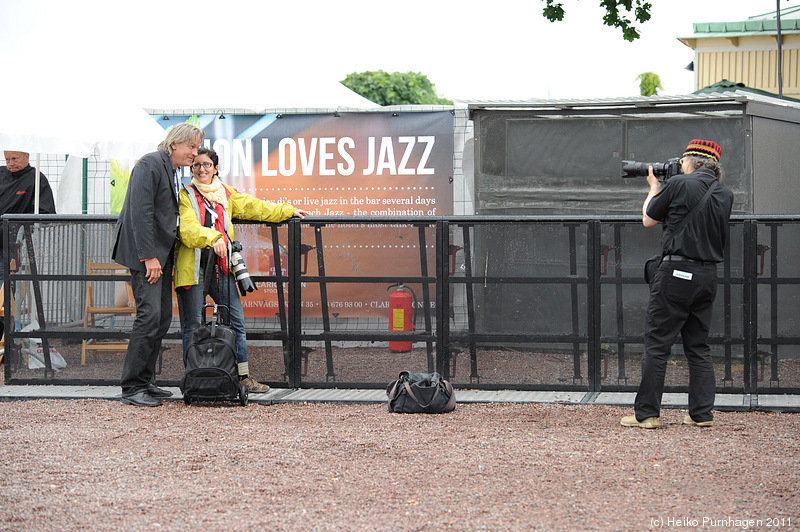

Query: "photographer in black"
(621, 139), (733, 429)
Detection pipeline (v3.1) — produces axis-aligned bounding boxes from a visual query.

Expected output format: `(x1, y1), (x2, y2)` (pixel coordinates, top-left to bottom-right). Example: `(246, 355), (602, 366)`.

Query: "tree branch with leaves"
(542, 0), (653, 41)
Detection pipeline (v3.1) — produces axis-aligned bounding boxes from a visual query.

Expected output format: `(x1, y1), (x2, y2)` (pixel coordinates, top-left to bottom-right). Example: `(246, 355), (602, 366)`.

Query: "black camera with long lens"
(621, 157), (682, 181)
(229, 240), (256, 296)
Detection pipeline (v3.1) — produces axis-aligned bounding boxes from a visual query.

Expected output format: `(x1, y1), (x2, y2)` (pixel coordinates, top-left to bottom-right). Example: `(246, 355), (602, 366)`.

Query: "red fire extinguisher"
(387, 283), (417, 352)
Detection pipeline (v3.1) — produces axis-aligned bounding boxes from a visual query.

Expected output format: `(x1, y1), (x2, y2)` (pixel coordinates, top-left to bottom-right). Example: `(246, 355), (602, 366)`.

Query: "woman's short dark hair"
(197, 146), (219, 167)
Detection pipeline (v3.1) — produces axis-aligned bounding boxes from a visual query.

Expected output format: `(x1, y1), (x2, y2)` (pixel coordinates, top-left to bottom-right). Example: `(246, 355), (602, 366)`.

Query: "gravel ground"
(0, 396), (798, 531)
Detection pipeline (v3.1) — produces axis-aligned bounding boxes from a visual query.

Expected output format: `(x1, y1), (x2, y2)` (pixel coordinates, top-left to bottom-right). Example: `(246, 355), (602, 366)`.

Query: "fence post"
(287, 218), (302, 388)
(742, 219), (758, 403)
(436, 220), (450, 378)
(587, 220), (602, 392)
(2, 215), (8, 381)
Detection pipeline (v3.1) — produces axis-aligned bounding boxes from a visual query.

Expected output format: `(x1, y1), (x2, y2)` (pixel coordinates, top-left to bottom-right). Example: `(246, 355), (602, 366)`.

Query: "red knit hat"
(683, 139), (722, 162)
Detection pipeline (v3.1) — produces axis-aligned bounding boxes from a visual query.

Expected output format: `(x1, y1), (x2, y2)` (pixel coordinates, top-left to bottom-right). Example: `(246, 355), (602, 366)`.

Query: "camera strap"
(192, 183), (231, 275)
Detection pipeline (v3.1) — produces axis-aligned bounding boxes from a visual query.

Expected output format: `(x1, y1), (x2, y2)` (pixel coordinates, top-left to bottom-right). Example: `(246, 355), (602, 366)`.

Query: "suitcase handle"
(202, 304), (231, 334)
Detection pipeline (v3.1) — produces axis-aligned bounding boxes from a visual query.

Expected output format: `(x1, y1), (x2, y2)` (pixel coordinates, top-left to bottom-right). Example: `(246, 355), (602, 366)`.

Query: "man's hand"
(144, 257), (162, 284)
(646, 166), (661, 193)
(642, 166), (661, 228)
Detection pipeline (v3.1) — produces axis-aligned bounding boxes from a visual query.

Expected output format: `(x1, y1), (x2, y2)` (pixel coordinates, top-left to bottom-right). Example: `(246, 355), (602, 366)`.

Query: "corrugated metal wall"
(698, 49), (800, 98)
(472, 111), (751, 216)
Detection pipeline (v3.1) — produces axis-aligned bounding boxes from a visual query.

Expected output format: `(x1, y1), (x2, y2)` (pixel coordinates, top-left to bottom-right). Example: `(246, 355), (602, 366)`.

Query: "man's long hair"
(158, 123), (205, 155)
(686, 155), (724, 182)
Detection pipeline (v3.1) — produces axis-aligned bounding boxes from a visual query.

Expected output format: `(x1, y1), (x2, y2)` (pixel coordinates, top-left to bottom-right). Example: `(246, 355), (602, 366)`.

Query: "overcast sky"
(1, 0), (795, 107)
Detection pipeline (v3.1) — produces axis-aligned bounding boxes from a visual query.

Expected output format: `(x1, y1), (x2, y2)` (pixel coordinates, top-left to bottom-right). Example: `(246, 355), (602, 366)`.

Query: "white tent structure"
(2, 86), (166, 162)
(1, 85), (167, 214)
(1, 77), (377, 214)
(140, 76), (379, 115)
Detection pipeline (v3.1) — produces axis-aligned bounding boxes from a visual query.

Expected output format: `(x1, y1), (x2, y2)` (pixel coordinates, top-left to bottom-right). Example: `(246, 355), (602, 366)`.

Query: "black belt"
(662, 255), (712, 265)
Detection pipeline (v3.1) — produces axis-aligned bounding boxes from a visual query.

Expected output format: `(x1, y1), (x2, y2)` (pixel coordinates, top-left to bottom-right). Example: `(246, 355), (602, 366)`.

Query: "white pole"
(34, 153), (41, 214)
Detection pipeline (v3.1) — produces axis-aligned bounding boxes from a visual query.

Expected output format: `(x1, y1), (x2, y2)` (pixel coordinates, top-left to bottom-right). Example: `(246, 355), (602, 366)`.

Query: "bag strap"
(661, 180), (719, 257)
(201, 248), (216, 297)
(387, 380), (402, 402)
(402, 379), (441, 409)
(387, 372), (408, 401)
(201, 244), (232, 327)
(673, 180), (718, 236)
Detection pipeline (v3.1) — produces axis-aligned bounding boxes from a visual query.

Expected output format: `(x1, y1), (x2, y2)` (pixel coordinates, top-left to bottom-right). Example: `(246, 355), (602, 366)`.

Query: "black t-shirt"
(646, 168), (734, 262)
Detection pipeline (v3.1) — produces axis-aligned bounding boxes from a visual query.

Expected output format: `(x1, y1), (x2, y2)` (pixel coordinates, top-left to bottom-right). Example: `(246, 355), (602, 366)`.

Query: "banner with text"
(161, 111), (454, 318)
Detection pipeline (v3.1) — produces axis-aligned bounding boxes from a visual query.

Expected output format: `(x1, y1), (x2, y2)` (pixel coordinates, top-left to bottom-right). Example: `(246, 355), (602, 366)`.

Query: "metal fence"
(3, 214), (799, 399)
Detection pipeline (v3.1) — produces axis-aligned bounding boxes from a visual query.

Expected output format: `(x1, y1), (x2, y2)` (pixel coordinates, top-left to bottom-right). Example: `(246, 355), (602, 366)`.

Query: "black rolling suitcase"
(180, 253), (248, 406)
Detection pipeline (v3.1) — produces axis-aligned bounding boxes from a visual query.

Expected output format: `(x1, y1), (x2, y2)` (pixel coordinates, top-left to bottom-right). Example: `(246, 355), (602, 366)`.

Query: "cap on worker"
(683, 139), (722, 162)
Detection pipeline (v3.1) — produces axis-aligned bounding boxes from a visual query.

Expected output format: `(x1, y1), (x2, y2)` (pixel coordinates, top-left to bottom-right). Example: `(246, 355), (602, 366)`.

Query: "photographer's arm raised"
(642, 165), (662, 227)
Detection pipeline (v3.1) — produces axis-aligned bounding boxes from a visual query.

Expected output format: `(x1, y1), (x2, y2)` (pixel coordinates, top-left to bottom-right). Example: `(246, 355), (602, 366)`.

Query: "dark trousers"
(634, 260), (718, 423)
(120, 252), (174, 396)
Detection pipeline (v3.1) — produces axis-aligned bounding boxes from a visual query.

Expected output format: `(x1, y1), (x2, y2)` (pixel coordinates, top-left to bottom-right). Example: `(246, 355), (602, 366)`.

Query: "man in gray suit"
(112, 123), (204, 407)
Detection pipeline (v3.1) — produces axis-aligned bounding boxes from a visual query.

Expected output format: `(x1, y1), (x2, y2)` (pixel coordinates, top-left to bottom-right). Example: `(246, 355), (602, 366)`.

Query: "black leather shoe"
(147, 384), (173, 398)
(121, 391), (162, 407)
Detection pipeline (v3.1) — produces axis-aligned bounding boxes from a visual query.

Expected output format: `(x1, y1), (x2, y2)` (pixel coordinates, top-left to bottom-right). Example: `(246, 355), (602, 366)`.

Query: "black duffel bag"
(386, 371), (456, 414)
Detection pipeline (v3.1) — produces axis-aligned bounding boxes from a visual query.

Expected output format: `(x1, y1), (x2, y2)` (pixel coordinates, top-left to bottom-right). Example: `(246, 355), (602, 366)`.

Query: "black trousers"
(634, 259), (718, 423)
(120, 251), (174, 396)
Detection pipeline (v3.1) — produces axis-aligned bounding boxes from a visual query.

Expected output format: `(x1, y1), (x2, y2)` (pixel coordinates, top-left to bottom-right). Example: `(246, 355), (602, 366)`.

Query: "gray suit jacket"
(111, 150), (179, 272)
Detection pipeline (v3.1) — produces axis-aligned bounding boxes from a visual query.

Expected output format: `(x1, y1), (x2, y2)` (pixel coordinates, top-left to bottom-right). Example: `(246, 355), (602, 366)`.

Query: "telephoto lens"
(621, 157), (682, 180)
(229, 241), (256, 295)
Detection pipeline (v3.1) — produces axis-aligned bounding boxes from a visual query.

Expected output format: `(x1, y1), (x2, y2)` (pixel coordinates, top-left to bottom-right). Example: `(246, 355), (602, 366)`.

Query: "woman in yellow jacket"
(175, 146), (309, 393)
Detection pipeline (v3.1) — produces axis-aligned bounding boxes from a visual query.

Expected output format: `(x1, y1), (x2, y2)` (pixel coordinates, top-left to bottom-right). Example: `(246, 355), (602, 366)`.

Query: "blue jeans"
(176, 265), (247, 366)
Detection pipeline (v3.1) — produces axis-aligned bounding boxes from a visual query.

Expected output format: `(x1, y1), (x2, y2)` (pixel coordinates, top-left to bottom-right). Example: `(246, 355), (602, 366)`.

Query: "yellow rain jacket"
(174, 183), (296, 288)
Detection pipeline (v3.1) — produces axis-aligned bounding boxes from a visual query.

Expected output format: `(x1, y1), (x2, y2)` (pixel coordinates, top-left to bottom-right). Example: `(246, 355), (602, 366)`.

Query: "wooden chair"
(81, 260), (136, 365)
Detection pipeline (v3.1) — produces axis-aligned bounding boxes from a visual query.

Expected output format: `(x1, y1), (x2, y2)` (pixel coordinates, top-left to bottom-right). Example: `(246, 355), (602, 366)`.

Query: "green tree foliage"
(542, 0), (652, 41)
(341, 71), (453, 106)
(636, 72), (663, 96)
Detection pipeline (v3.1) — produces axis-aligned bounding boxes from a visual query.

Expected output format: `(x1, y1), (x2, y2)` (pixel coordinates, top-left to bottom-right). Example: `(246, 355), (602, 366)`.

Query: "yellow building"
(679, 5), (800, 98)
